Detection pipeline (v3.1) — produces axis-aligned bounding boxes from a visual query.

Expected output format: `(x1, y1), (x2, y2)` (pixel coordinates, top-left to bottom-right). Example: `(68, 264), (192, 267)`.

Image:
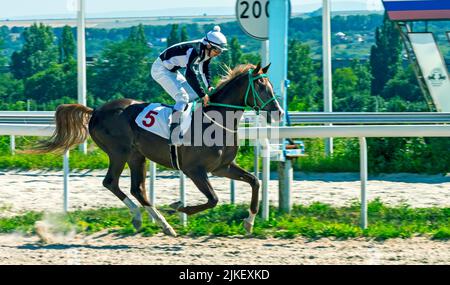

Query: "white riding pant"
(151, 57), (199, 111)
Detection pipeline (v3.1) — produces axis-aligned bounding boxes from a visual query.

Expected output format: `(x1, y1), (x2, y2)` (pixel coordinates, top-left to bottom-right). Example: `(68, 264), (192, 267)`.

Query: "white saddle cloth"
(135, 103), (193, 140)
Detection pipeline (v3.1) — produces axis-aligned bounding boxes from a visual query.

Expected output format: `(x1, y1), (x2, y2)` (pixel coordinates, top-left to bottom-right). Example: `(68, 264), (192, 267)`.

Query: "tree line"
(0, 14), (448, 173)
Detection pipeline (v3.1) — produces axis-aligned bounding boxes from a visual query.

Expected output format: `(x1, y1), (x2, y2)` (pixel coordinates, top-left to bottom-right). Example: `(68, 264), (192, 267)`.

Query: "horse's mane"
(215, 63), (256, 91)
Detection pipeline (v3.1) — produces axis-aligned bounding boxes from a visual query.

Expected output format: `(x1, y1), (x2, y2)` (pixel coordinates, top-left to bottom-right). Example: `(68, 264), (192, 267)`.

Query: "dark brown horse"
(30, 63), (283, 236)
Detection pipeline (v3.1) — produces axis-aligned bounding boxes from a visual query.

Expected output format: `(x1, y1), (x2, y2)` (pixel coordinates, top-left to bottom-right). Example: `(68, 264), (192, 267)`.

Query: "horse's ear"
(252, 62), (261, 75)
(262, 63), (271, 74)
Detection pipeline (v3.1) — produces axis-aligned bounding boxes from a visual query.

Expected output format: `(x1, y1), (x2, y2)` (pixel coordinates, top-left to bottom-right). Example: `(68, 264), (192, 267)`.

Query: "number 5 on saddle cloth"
(135, 102), (194, 141)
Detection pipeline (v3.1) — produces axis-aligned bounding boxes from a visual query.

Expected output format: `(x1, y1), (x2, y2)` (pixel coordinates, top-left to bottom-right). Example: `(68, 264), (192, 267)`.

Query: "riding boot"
(169, 110), (183, 146)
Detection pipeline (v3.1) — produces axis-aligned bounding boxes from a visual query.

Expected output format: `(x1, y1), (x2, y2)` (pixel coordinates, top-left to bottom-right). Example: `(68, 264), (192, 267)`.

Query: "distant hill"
(3, 1), (383, 21)
(293, 0), (382, 14)
(2, 7), (234, 20)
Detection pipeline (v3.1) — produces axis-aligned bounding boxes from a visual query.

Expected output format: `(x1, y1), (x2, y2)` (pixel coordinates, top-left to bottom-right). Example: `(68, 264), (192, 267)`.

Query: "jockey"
(151, 25), (228, 145)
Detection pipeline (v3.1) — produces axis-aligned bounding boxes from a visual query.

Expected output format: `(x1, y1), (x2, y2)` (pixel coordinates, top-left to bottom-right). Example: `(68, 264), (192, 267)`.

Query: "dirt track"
(0, 232), (448, 265)
(0, 170), (449, 265)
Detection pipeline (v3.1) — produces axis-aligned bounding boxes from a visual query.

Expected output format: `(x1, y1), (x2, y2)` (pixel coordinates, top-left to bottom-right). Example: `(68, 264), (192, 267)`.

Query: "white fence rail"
(241, 125), (450, 139)
(3, 111), (450, 125)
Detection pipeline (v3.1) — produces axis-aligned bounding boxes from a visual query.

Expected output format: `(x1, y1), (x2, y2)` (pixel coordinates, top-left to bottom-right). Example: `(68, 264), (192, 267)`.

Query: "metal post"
(149, 161), (156, 205)
(77, 0), (87, 154)
(230, 180), (236, 204)
(359, 137), (368, 229)
(269, 0), (290, 213)
(10, 135), (15, 155)
(253, 115), (260, 179)
(279, 159), (292, 213)
(148, 161), (156, 222)
(258, 40), (269, 181)
(261, 40), (269, 67)
(268, 0), (288, 123)
(63, 150), (70, 213)
(179, 171), (187, 226)
(323, 0), (333, 156)
(254, 146), (260, 179)
(261, 139), (270, 220)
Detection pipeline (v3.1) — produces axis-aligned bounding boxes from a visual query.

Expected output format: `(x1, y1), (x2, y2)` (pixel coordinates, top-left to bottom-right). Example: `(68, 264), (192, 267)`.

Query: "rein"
(202, 111), (238, 133)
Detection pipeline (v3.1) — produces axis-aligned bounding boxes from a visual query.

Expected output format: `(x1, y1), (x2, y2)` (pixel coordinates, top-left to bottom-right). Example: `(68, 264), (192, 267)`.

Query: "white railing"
(240, 125), (450, 139)
(242, 125), (450, 227)
(3, 111), (450, 125)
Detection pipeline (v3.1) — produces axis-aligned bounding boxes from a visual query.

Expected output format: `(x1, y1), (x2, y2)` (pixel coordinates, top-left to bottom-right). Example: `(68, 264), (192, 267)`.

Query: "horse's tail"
(26, 104), (94, 154)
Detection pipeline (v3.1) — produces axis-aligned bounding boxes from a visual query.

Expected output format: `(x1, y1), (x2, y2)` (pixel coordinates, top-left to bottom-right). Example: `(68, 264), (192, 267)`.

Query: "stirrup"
(169, 121), (182, 146)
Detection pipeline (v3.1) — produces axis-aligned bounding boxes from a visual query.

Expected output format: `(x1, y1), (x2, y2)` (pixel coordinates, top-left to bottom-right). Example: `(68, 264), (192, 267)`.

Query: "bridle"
(196, 68), (279, 133)
(204, 69), (278, 115)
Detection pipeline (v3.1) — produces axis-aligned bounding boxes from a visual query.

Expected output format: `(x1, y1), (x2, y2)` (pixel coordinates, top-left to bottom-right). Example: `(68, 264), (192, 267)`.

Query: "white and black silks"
(151, 40), (211, 112)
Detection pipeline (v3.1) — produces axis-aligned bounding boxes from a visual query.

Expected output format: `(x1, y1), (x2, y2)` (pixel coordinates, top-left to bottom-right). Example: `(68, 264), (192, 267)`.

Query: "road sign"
(236, 0), (270, 40)
(236, 0), (291, 41)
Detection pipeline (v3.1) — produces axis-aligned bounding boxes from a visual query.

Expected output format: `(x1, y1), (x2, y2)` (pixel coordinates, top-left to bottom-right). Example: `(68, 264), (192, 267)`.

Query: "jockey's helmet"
(203, 26), (228, 51)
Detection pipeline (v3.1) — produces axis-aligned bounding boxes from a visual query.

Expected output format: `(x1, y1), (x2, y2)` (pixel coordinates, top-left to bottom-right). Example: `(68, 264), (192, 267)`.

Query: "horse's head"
(210, 63), (284, 124)
(246, 62), (284, 123)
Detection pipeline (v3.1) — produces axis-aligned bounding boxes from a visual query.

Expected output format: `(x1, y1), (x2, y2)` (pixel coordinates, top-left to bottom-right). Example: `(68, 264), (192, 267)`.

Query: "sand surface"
(0, 170), (449, 216)
(0, 232), (448, 265)
(0, 170), (449, 265)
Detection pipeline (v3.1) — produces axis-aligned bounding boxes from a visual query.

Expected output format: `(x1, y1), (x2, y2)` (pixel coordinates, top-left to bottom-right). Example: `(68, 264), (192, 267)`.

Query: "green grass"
(0, 200), (448, 240)
(0, 137), (360, 173)
(1, 136), (449, 174)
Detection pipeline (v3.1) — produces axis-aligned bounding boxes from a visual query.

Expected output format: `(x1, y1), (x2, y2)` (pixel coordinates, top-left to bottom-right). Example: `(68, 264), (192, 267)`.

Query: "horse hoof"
(132, 218), (142, 231)
(169, 201), (183, 211)
(243, 219), (253, 234)
(163, 226), (177, 237)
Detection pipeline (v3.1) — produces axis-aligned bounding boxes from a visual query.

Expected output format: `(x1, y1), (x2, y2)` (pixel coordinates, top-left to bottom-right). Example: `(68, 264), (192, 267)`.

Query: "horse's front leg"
(171, 168), (219, 216)
(212, 162), (260, 234)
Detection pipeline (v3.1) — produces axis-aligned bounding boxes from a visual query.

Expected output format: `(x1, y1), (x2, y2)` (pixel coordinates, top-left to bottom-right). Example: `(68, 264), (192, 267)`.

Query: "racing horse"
(29, 63), (284, 237)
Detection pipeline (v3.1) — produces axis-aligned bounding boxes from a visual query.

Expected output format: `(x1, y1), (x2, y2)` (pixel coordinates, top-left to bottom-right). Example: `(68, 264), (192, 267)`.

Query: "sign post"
(77, 0), (87, 154)
(323, 0), (333, 156)
(236, 0), (292, 213)
(269, 0), (291, 213)
(236, 0), (271, 205)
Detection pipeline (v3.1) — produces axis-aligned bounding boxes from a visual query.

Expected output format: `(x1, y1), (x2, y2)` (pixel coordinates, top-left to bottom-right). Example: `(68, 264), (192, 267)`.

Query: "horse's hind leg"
(212, 162), (260, 234)
(89, 112), (143, 232)
(101, 151), (143, 231)
(127, 151), (177, 237)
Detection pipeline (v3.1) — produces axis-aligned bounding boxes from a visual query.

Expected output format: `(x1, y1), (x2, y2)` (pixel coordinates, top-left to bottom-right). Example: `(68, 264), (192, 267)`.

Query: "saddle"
(135, 103), (194, 170)
(135, 102), (194, 140)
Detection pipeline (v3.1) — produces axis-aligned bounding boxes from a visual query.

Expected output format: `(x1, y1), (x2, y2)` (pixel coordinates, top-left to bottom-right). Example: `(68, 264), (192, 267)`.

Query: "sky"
(0, 0), (385, 19)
